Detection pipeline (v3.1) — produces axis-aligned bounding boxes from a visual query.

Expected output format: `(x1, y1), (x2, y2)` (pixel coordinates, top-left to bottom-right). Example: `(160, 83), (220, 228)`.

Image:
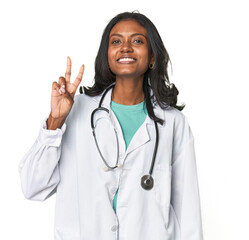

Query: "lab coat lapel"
(125, 100), (165, 155)
(125, 115), (151, 154)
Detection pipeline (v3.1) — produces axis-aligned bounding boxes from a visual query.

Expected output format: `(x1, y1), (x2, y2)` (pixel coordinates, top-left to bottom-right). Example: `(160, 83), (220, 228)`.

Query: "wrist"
(46, 113), (66, 130)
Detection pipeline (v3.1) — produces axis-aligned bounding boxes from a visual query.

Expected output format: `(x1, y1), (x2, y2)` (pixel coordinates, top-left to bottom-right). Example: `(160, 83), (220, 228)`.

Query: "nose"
(120, 40), (133, 53)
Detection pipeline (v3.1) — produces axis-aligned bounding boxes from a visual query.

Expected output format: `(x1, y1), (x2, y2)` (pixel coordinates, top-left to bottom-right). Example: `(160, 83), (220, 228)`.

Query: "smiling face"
(108, 19), (154, 80)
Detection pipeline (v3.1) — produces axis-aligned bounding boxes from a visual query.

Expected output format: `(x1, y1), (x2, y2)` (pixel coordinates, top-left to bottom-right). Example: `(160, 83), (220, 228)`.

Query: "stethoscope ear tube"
(92, 125), (120, 171)
(91, 107), (109, 129)
(98, 82), (116, 108)
(91, 103), (119, 170)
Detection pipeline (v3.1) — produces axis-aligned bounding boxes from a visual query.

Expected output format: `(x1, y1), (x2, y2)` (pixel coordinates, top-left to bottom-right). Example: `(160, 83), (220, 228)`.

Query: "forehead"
(109, 19), (148, 37)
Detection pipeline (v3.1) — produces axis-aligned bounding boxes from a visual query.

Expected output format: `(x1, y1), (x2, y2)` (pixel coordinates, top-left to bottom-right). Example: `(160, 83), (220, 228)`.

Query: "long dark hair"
(80, 11), (185, 125)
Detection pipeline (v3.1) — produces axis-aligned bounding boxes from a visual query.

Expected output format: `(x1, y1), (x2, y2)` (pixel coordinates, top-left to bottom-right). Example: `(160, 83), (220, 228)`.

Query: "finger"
(52, 80), (66, 95)
(65, 56), (72, 84)
(52, 81), (61, 95)
(56, 76), (66, 94)
(52, 81), (60, 90)
(73, 64), (85, 89)
(58, 76), (66, 87)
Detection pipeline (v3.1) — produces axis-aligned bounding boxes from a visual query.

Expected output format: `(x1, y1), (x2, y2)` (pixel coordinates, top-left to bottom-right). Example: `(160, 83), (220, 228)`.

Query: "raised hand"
(47, 57), (84, 130)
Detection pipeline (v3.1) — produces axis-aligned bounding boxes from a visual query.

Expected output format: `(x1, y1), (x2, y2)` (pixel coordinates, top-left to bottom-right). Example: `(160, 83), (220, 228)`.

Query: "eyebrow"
(110, 33), (147, 39)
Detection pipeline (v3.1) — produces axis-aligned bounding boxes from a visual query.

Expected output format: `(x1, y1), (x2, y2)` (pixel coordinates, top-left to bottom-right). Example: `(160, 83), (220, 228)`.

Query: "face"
(108, 19), (154, 79)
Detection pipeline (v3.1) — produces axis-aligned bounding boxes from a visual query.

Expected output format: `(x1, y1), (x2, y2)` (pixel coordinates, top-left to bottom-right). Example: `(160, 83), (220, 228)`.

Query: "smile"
(117, 57), (136, 63)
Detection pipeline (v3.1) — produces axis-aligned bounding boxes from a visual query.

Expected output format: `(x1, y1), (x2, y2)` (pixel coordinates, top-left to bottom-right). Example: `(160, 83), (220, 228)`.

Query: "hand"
(47, 57), (84, 129)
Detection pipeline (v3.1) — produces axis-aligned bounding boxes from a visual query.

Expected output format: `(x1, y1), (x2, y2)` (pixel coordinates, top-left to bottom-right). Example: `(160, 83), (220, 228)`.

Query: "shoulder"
(65, 93), (99, 124)
(74, 93), (98, 104)
(72, 93), (100, 110)
(164, 106), (194, 142)
(165, 106), (187, 124)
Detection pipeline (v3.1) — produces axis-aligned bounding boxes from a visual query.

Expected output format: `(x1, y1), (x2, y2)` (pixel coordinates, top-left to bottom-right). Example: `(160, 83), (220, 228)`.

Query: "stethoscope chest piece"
(141, 175), (154, 190)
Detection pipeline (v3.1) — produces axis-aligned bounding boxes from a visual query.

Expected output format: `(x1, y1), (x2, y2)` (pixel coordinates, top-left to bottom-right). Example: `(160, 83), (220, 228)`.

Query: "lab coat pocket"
(155, 164), (172, 228)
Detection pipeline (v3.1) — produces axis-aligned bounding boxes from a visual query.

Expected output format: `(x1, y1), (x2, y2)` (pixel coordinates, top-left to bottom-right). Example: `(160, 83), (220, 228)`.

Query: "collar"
(92, 85), (166, 128)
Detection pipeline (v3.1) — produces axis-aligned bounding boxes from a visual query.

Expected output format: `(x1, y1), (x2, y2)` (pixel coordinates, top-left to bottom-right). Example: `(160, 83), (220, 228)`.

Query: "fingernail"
(61, 87), (66, 93)
(62, 85), (65, 88)
(59, 89), (62, 94)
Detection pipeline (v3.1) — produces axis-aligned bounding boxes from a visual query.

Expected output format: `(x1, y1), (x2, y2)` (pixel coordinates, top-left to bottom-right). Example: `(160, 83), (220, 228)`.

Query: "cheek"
(108, 49), (116, 66)
(107, 49), (111, 63)
(138, 49), (150, 63)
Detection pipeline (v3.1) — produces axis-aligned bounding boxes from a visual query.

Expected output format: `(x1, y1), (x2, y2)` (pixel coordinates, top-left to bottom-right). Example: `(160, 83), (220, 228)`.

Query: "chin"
(114, 69), (140, 77)
(116, 72), (138, 78)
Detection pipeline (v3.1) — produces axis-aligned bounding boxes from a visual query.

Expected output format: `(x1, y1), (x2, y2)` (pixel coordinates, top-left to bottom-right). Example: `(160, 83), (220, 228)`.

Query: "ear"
(149, 54), (154, 65)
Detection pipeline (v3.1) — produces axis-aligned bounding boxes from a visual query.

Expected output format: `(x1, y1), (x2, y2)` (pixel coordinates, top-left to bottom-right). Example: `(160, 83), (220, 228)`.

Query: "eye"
(134, 39), (144, 44)
(111, 39), (121, 44)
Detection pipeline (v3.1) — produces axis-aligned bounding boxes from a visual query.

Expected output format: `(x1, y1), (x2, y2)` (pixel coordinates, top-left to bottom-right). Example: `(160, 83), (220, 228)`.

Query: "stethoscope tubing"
(149, 120), (159, 175)
(89, 82), (159, 190)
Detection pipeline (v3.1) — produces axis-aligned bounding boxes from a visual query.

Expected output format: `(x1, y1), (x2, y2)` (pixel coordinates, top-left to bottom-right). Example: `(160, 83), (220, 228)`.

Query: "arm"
(18, 119), (66, 201)
(18, 57), (84, 201)
(171, 117), (203, 239)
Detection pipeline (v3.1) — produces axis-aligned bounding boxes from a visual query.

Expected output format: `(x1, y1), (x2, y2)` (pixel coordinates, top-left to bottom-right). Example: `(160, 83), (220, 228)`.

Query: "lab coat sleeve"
(18, 118), (66, 201)
(171, 116), (203, 240)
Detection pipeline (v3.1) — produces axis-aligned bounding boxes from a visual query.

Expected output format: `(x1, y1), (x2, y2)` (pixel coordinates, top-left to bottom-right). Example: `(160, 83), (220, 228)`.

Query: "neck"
(111, 76), (144, 105)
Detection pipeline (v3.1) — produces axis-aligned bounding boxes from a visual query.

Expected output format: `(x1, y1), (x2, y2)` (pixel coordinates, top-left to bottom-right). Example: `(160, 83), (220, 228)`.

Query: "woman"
(19, 12), (203, 240)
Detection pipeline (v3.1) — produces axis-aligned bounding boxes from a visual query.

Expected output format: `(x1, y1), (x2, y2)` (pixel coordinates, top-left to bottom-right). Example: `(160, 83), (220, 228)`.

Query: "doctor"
(19, 12), (203, 240)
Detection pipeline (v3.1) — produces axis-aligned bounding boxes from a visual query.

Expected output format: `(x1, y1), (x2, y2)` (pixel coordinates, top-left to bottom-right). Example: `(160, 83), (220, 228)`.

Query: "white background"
(1, 0), (248, 239)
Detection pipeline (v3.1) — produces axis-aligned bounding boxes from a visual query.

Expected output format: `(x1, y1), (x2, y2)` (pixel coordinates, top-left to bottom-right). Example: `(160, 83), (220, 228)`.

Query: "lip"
(117, 57), (137, 63)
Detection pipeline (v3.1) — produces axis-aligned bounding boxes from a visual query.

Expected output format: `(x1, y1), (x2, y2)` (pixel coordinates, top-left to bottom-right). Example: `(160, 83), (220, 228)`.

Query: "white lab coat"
(19, 87), (203, 240)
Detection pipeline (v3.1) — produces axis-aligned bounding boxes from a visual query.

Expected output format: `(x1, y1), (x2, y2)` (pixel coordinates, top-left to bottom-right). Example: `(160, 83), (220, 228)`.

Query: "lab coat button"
(117, 163), (123, 168)
(111, 225), (118, 231)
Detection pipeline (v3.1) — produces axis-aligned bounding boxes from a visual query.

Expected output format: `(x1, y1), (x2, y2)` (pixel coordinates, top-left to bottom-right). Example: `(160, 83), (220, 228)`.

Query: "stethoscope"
(88, 82), (159, 190)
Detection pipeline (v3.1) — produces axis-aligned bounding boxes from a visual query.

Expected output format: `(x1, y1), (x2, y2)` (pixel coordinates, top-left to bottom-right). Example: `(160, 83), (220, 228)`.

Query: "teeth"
(118, 57), (136, 62)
